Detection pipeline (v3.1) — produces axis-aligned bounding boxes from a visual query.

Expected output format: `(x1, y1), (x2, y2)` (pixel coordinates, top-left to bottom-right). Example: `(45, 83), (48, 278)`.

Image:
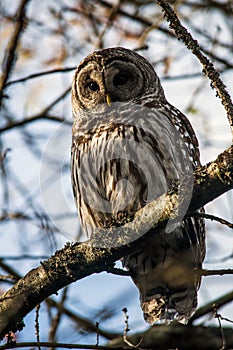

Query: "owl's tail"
(140, 273), (198, 325)
(123, 224), (205, 325)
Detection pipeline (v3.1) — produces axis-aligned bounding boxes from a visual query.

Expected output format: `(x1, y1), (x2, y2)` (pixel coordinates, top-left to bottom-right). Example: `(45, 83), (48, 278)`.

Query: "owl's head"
(72, 47), (166, 112)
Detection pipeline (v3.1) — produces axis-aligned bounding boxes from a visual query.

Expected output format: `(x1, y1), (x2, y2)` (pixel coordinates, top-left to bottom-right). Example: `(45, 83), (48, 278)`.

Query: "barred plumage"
(71, 47), (205, 324)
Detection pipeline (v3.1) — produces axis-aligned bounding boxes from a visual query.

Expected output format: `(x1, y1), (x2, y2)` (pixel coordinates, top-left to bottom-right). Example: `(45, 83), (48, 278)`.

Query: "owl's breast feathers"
(72, 104), (187, 230)
(71, 103), (205, 324)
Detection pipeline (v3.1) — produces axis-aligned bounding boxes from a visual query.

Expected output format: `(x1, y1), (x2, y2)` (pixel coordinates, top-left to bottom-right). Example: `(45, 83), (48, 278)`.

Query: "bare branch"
(157, 0), (233, 139)
(34, 305), (41, 350)
(0, 341), (129, 350)
(48, 288), (68, 343)
(0, 87), (72, 134)
(213, 304), (226, 350)
(188, 212), (233, 230)
(122, 307), (143, 348)
(0, 115), (70, 133)
(5, 67), (76, 87)
(0, 0), (31, 105)
(189, 290), (233, 323)
(46, 298), (120, 340)
(198, 269), (233, 276)
(106, 266), (132, 276)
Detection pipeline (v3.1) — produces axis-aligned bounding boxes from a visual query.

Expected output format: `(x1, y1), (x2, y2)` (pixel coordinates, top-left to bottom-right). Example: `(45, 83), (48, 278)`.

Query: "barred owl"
(71, 47), (205, 324)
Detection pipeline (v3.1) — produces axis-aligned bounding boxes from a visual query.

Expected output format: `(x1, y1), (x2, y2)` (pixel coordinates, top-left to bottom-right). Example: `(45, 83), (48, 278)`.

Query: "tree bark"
(108, 323), (233, 349)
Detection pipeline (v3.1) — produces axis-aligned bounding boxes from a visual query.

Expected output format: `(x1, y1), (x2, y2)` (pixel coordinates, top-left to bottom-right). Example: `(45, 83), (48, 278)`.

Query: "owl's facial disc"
(75, 59), (145, 109)
(104, 60), (144, 102)
(75, 62), (106, 109)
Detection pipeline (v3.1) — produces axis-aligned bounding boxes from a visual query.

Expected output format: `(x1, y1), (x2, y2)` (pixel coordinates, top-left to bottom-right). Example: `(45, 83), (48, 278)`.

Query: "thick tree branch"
(0, 259), (119, 340)
(107, 323), (233, 349)
(189, 145), (233, 210)
(0, 145), (233, 339)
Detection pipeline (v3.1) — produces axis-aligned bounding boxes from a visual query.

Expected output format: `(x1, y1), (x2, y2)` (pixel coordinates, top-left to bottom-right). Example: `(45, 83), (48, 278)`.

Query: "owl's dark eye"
(113, 72), (129, 87)
(86, 80), (99, 92)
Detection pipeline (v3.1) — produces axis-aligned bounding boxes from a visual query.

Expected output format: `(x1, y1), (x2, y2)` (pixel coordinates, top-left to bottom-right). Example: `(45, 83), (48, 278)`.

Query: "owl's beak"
(105, 94), (111, 106)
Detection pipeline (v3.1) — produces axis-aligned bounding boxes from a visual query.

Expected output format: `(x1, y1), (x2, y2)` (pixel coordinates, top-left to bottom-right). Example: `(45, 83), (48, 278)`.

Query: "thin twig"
(0, 115), (70, 134)
(48, 288), (68, 344)
(213, 304), (226, 350)
(6, 67), (76, 87)
(0, 0), (31, 105)
(35, 305), (41, 350)
(0, 147), (11, 213)
(106, 266), (132, 276)
(0, 255), (49, 260)
(95, 0), (122, 49)
(187, 212), (233, 230)
(96, 322), (100, 347)
(219, 316), (233, 324)
(0, 275), (18, 283)
(5, 333), (16, 348)
(157, 0), (233, 140)
(198, 268), (233, 276)
(0, 87), (71, 134)
(46, 298), (120, 340)
(122, 308), (142, 348)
